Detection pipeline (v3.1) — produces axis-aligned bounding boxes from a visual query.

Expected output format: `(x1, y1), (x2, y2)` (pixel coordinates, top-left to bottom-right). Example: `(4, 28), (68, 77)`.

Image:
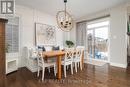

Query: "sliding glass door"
(87, 19), (109, 61)
(87, 30), (94, 58)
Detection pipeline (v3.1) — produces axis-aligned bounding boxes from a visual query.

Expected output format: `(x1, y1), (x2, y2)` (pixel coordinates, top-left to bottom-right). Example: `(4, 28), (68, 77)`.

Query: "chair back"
(64, 49), (74, 62)
(37, 50), (45, 67)
(76, 46), (85, 57)
(65, 47), (75, 51)
(75, 49), (84, 60)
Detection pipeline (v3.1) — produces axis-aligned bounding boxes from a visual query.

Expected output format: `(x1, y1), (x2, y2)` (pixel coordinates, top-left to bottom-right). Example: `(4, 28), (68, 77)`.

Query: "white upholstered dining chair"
(37, 50), (56, 81)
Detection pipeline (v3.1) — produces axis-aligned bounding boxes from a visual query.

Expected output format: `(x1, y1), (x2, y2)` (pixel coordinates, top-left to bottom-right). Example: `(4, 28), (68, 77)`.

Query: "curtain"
(76, 22), (86, 46)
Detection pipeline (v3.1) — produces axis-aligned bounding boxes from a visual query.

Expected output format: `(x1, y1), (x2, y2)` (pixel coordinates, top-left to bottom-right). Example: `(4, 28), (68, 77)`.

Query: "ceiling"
(16, 0), (129, 19)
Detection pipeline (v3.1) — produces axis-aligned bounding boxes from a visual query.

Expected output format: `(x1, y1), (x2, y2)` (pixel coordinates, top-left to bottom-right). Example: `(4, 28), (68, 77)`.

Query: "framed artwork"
(35, 23), (56, 46)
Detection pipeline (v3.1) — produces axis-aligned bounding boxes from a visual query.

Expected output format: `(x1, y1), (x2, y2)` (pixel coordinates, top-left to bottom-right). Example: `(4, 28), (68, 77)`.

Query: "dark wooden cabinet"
(0, 18), (8, 87)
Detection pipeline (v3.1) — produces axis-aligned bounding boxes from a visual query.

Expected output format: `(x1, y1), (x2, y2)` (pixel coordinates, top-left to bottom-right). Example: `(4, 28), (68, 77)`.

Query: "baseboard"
(85, 59), (127, 68)
(110, 62), (127, 68)
(85, 58), (109, 63)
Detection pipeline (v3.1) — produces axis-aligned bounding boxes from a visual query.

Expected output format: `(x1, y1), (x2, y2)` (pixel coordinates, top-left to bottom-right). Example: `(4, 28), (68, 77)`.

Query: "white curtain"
(76, 22), (86, 46)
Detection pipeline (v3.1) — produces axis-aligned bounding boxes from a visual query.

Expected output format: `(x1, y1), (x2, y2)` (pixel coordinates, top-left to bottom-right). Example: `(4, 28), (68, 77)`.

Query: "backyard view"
(87, 21), (109, 61)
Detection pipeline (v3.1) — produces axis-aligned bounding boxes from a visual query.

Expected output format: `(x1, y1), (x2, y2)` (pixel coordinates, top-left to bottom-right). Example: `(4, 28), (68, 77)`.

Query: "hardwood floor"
(4, 64), (130, 87)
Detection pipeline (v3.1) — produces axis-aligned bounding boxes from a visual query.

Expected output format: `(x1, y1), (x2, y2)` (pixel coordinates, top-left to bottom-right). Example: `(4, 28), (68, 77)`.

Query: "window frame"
(6, 16), (20, 53)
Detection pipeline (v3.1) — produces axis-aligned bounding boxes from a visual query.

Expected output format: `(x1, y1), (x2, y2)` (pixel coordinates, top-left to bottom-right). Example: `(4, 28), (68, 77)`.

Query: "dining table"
(42, 50), (84, 79)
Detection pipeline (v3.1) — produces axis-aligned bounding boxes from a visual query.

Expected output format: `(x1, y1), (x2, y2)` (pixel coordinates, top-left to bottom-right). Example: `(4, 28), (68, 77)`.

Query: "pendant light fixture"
(56, 0), (73, 32)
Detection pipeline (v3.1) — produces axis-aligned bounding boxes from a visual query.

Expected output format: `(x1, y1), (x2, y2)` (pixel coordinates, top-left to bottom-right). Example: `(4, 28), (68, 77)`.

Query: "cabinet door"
(0, 22), (6, 87)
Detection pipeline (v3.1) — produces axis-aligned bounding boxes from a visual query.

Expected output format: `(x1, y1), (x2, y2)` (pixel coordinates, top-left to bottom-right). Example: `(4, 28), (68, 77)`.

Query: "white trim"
(85, 59), (127, 68)
(87, 25), (109, 30)
(110, 62), (127, 68)
(86, 58), (109, 63)
(87, 17), (110, 25)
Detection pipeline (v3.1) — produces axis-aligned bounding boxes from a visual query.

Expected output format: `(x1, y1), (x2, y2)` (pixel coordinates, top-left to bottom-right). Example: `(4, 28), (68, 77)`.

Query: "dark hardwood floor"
(4, 64), (130, 87)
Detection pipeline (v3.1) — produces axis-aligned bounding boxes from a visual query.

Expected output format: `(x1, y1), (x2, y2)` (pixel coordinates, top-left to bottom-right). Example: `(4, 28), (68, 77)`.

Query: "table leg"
(57, 56), (61, 79)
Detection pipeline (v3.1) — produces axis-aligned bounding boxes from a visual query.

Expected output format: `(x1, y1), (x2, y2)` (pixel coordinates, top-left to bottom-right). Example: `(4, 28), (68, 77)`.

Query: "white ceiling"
(16, 0), (129, 19)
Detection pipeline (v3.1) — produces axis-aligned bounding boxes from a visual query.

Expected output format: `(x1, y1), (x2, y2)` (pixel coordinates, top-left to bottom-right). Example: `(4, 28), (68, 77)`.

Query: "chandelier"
(56, 0), (73, 32)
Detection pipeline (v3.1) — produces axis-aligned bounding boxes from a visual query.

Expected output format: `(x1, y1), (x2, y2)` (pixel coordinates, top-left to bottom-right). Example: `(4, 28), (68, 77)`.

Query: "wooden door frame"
(0, 18), (8, 87)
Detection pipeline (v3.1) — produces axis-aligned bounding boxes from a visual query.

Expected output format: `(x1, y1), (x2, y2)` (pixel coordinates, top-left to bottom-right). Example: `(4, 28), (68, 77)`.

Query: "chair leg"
(75, 62), (77, 73)
(73, 62), (74, 68)
(54, 65), (56, 77)
(37, 67), (40, 77)
(64, 65), (66, 78)
(42, 67), (45, 81)
(48, 67), (50, 73)
(71, 64), (73, 74)
(67, 65), (69, 70)
(80, 62), (82, 70)
(78, 62), (80, 68)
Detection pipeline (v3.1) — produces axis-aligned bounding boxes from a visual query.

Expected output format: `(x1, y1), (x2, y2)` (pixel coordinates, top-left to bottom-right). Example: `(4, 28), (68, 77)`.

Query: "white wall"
(127, 6), (130, 56)
(70, 22), (76, 45)
(127, 6), (130, 14)
(15, 5), (63, 67)
(72, 4), (128, 68)
(109, 5), (127, 68)
(63, 32), (70, 46)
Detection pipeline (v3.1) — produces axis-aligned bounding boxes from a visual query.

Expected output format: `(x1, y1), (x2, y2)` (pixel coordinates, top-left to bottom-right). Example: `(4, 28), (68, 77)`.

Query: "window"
(87, 19), (109, 40)
(6, 17), (19, 53)
(87, 21), (109, 29)
(86, 18), (109, 61)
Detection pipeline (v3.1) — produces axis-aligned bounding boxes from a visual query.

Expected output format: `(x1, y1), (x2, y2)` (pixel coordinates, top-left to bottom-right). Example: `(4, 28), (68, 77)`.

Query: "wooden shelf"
(6, 53), (18, 74)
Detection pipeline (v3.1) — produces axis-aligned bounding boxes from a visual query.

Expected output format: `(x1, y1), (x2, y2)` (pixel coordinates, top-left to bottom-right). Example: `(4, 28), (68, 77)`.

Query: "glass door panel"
(87, 30), (94, 59)
(87, 20), (109, 61)
(94, 27), (108, 60)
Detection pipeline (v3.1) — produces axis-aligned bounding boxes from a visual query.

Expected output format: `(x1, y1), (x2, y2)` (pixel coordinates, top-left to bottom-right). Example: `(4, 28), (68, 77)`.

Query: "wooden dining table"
(42, 50), (84, 79)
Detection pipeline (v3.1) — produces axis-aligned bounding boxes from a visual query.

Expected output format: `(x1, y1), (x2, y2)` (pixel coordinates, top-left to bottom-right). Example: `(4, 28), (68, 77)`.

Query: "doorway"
(86, 19), (109, 62)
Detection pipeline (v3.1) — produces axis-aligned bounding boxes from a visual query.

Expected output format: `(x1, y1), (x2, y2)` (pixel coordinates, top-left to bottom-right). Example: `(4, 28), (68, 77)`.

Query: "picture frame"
(35, 23), (56, 46)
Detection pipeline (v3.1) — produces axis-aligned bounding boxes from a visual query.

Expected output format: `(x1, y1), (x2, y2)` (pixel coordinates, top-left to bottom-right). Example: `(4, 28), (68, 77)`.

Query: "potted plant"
(65, 40), (74, 48)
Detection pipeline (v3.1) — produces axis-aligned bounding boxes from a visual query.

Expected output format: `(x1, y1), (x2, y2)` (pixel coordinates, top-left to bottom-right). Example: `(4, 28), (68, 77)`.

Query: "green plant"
(65, 40), (74, 48)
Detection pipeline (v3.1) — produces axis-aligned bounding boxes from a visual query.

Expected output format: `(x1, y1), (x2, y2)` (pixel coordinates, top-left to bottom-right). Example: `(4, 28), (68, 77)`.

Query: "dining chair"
(62, 49), (74, 78)
(37, 50), (56, 81)
(37, 46), (56, 73)
(73, 48), (84, 72)
(64, 47), (75, 69)
(76, 46), (85, 68)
